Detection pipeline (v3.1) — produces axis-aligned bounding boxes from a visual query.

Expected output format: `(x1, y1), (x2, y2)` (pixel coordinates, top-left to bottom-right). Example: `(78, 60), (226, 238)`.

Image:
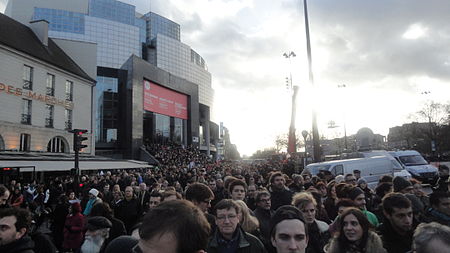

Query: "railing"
(46, 87), (54, 96)
(45, 118), (53, 128)
(21, 114), (31, 124)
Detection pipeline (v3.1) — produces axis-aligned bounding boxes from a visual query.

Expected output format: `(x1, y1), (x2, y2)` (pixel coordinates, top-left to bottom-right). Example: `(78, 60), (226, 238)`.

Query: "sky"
(1, 0), (449, 156)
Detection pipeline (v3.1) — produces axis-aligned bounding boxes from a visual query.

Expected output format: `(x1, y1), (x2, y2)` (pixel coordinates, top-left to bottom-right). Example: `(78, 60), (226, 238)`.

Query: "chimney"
(29, 19), (49, 47)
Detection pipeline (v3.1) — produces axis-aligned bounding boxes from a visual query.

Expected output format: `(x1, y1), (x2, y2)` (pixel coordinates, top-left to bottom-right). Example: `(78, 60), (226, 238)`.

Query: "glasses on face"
(216, 214), (238, 221)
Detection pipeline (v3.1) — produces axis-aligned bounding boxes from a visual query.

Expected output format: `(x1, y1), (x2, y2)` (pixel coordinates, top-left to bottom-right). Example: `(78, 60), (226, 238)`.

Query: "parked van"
(389, 150), (438, 184)
(304, 156), (401, 189)
(360, 150), (412, 180)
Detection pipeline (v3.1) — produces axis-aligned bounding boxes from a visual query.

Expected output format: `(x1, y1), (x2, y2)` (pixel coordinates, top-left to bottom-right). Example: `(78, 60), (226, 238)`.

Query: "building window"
(65, 109), (73, 130)
(46, 73), (55, 96)
(45, 104), (54, 128)
(65, 80), (73, 101)
(23, 65), (33, 90)
(21, 99), (32, 124)
(47, 136), (66, 153)
(20, 133), (31, 152)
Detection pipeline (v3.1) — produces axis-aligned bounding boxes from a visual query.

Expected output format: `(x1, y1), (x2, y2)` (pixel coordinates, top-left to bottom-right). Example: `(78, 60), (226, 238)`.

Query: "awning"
(0, 160), (153, 172)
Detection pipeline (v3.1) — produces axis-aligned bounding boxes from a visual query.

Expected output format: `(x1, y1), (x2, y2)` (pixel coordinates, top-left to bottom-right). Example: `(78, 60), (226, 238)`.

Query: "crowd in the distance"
(1, 144), (450, 253)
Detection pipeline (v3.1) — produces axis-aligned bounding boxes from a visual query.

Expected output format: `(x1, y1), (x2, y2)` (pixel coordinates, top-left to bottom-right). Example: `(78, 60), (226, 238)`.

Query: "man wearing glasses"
(254, 191), (274, 249)
(207, 199), (266, 253)
(344, 174), (357, 185)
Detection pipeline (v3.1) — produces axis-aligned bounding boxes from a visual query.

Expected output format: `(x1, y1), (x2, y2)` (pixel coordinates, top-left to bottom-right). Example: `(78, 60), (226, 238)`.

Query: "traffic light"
(70, 129), (88, 152)
(0, 167), (20, 176)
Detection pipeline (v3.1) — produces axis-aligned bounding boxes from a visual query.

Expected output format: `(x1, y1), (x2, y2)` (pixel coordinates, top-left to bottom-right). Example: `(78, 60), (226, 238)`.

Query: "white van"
(304, 156), (399, 189)
(360, 150), (412, 180)
(389, 150), (438, 183)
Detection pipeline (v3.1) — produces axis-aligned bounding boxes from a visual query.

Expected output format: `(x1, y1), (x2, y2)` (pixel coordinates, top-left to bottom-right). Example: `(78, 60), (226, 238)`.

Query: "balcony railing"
(23, 80), (32, 90)
(65, 93), (73, 101)
(21, 114), (31, 124)
(45, 118), (53, 128)
(46, 87), (54, 96)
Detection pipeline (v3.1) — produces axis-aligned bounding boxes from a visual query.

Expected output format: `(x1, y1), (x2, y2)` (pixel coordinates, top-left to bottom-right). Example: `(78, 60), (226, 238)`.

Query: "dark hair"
(149, 191), (162, 198)
(375, 183), (392, 197)
(379, 175), (393, 183)
(0, 208), (32, 233)
(90, 202), (114, 219)
(326, 181), (336, 198)
(344, 174), (354, 179)
(185, 183), (214, 203)
(214, 199), (240, 215)
(430, 191), (450, 207)
(139, 200), (210, 253)
(382, 192), (412, 215)
(337, 208), (372, 251)
(161, 190), (181, 201)
(270, 205), (307, 239)
(336, 198), (355, 210)
(255, 191), (271, 203)
(336, 183), (352, 199)
(228, 179), (247, 193)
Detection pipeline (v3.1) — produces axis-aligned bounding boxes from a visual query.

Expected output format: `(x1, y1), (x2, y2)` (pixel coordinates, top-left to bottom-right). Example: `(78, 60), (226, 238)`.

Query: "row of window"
(17, 133), (66, 153)
(23, 65), (74, 101)
(21, 99), (73, 129)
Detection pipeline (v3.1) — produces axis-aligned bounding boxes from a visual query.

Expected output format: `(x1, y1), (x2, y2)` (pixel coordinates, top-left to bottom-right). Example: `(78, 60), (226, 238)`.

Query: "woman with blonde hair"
(235, 200), (260, 237)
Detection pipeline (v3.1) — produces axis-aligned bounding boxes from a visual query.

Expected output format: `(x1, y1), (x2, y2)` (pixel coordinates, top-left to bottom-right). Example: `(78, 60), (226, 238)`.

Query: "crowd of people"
(1, 143), (450, 253)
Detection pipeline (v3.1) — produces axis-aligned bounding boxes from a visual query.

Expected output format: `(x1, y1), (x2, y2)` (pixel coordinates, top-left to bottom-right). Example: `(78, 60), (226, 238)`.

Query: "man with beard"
(269, 172), (293, 211)
(0, 208), (34, 253)
(81, 216), (112, 253)
(378, 193), (414, 253)
(0, 185), (11, 209)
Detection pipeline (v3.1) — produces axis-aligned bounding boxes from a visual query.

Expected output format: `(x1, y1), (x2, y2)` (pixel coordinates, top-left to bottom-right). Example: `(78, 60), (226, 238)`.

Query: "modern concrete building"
(0, 13), (96, 154)
(5, 0), (219, 159)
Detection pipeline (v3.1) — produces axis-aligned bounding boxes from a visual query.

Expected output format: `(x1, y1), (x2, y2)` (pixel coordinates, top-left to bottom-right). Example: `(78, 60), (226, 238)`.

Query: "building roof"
(0, 13), (95, 83)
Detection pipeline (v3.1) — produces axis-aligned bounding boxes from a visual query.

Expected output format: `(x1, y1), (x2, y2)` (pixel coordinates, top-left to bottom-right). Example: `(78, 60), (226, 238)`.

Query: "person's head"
(103, 184), (110, 192)
(393, 176), (414, 194)
(344, 174), (357, 185)
(125, 186), (134, 199)
(247, 185), (257, 199)
(336, 199), (356, 216)
(83, 216), (113, 253)
(430, 191), (450, 216)
(70, 202), (82, 214)
(413, 222), (450, 253)
(438, 165), (450, 177)
(0, 185), (10, 206)
(89, 188), (99, 199)
(235, 200), (259, 233)
(228, 179), (247, 201)
(353, 170), (361, 179)
(214, 199), (240, 240)
(270, 205), (308, 253)
(326, 181), (337, 199)
(139, 183), (147, 191)
(148, 192), (162, 209)
(255, 191), (271, 210)
(185, 183), (215, 213)
(348, 187), (366, 210)
(337, 208), (371, 245)
(0, 208), (32, 246)
(90, 202), (114, 219)
(270, 172), (286, 190)
(208, 179), (217, 191)
(375, 182), (393, 197)
(357, 178), (367, 190)
(292, 192), (317, 224)
(409, 178), (424, 196)
(379, 175), (393, 184)
(382, 192), (413, 234)
(139, 200), (210, 253)
(335, 183), (352, 199)
(113, 184), (121, 193)
(315, 182), (327, 197)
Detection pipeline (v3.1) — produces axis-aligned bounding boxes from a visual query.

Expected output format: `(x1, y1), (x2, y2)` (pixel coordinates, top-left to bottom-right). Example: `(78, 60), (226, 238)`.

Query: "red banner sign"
(143, 80), (188, 120)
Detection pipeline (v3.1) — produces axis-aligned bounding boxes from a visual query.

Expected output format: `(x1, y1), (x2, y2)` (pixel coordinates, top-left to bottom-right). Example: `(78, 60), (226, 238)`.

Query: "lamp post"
(284, 51), (298, 153)
(302, 0), (321, 162)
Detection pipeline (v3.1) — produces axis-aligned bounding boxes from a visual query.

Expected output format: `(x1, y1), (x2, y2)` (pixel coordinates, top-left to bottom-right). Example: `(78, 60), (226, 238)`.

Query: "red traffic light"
(2, 167), (11, 171)
(79, 183), (84, 187)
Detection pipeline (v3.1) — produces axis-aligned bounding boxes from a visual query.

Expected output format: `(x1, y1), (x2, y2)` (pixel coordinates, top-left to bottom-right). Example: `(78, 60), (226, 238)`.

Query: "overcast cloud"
(2, 0), (449, 155)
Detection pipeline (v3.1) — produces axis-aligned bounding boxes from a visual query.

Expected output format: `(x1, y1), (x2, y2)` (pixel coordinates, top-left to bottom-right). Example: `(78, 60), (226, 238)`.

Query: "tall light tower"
(283, 51), (298, 153)
(303, 0), (321, 162)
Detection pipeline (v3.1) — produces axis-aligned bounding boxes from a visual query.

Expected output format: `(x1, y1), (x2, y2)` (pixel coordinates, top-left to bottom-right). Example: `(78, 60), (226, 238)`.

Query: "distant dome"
(356, 127), (374, 136)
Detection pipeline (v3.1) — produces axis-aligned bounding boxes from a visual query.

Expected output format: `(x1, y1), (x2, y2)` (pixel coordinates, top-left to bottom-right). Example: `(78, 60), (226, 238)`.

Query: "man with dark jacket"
(207, 199), (266, 253)
(114, 186), (140, 233)
(253, 191), (274, 248)
(0, 208), (35, 253)
(378, 193), (414, 253)
(268, 172), (293, 211)
(425, 191), (450, 226)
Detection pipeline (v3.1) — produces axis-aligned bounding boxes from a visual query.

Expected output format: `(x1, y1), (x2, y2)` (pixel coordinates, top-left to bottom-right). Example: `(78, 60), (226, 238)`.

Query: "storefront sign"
(0, 82), (74, 109)
(143, 80), (188, 120)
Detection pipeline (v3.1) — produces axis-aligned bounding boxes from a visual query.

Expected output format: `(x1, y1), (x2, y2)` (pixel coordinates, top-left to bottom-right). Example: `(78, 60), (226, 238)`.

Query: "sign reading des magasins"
(0, 82), (74, 109)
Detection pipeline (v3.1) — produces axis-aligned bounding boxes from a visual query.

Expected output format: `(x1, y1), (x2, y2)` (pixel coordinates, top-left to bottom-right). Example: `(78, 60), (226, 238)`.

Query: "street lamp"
(302, 0), (321, 162)
(283, 51), (298, 153)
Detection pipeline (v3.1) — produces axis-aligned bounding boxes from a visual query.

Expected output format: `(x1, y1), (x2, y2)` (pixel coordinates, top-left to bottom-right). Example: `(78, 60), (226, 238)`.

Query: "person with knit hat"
(348, 186), (379, 227)
(83, 188), (103, 216)
(393, 176), (414, 194)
